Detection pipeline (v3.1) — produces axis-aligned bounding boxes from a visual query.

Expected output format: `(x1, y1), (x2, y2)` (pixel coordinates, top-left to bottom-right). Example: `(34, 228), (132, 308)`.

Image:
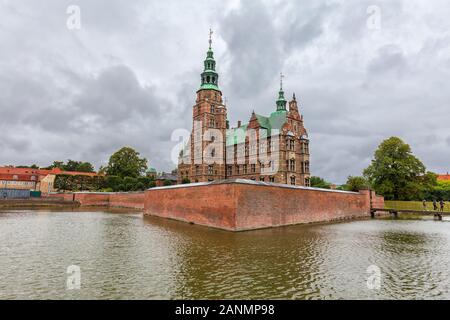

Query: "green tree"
(363, 137), (427, 200)
(163, 180), (174, 186)
(105, 147), (147, 178)
(345, 176), (370, 192)
(64, 160), (95, 172)
(43, 161), (64, 170)
(310, 176), (331, 189)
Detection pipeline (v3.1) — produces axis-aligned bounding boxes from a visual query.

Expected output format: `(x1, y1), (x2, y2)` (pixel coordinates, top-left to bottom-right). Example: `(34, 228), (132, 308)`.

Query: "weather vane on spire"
(280, 72), (285, 90)
(209, 28), (213, 48)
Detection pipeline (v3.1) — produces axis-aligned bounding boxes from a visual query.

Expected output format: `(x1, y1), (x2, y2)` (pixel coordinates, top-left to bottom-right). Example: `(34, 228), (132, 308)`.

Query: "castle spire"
(276, 72), (287, 111)
(209, 28), (213, 49)
(199, 29), (220, 92)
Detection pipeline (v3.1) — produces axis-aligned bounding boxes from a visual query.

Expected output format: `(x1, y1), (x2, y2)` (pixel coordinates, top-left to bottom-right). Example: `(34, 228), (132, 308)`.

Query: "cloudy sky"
(0, 0), (449, 183)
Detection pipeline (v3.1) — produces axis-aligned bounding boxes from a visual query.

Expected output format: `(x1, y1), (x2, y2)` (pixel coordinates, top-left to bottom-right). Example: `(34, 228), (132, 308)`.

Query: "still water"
(0, 209), (449, 300)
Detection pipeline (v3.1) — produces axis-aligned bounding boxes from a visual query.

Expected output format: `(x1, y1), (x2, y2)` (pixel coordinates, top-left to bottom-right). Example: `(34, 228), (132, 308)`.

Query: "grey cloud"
(367, 45), (407, 76)
(1, 0), (450, 181)
(220, 1), (283, 97)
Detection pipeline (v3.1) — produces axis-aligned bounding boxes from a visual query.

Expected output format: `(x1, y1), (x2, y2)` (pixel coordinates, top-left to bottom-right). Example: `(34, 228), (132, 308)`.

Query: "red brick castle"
(178, 32), (311, 186)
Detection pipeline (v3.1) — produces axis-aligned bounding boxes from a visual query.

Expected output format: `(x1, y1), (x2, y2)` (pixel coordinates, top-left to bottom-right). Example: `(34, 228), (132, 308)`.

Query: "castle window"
(270, 139), (277, 152)
(211, 105), (215, 113)
(227, 166), (232, 176)
(269, 176), (275, 183)
(259, 142), (267, 154)
(251, 164), (256, 173)
(212, 76), (216, 84)
(236, 165), (240, 174)
(208, 165), (214, 175)
(305, 161), (310, 174)
(245, 145), (249, 157)
(290, 140), (295, 151)
(289, 159), (296, 171)
(207, 76), (210, 83)
(243, 164), (248, 174)
(260, 177), (265, 182)
(290, 176), (296, 185)
(211, 148), (215, 157)
(195, 165), (200, 175)
(250, 143), (257, 156)
(209, 117), (215, 128)
(305, 177), (311, 187)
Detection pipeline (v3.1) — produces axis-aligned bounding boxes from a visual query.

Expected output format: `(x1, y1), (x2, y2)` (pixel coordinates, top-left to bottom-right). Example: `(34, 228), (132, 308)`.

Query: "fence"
(0, 189), (31, 199)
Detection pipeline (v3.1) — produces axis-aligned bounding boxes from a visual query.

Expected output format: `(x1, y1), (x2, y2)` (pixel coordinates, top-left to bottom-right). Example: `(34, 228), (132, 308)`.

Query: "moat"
(1, 209), (450, 300)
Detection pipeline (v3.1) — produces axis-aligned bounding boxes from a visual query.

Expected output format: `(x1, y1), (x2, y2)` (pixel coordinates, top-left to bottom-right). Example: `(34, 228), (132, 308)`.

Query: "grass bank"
(385, 201), (449, 213)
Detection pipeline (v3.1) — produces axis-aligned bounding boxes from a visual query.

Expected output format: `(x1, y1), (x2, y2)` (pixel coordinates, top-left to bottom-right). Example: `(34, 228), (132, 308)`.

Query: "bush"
(163, 180), (174, 186)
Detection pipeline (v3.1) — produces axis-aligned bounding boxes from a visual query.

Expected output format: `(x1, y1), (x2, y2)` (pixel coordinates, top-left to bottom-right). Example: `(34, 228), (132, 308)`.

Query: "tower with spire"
(179, 32), (310, 187)
(178, 29), (228, 183)
(276, 73), (287, 111)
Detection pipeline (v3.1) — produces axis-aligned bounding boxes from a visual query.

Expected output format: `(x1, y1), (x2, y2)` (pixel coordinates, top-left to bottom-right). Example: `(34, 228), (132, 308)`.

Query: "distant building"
(155, 173), (178, 187)
(146, 167), (157, 179)
(0, 167), (99, 194)
(438, 173), (450, 181)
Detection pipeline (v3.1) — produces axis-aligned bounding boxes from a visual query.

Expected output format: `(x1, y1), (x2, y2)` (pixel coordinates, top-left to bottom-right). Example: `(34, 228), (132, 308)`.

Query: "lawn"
(385, 201), (449, 213)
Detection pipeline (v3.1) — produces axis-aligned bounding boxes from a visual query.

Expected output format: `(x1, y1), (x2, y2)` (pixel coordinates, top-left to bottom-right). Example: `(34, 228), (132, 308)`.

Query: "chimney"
(238, 121), (241, 128)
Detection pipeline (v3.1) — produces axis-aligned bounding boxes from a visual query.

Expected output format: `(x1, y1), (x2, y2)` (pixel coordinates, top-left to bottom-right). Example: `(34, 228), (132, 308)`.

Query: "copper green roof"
(199, 39), (220, 91)
(226, 111), (286, 146)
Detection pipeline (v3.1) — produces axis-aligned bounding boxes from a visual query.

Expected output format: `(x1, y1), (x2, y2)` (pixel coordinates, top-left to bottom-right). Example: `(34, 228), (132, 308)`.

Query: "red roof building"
(438, 174), (450, 181)
(0, 166), (99, 193)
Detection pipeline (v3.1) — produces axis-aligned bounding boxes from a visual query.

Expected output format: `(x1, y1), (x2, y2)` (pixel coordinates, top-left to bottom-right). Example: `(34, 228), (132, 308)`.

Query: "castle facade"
(178, 35), (310, 186)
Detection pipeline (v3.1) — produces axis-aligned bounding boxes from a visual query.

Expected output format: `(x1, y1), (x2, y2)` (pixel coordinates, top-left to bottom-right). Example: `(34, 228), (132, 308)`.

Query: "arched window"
(290, 176), (296, 185)
(207, 76), (210, 83)
(289, 159), (296, 171)
(305, 177), (311, 187)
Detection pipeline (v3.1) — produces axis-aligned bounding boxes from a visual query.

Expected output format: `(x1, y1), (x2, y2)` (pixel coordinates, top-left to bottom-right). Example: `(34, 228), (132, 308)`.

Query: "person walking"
(433, 199), (438, 211)
(423, 199), (427, 212)
(440, 200), (445, 212)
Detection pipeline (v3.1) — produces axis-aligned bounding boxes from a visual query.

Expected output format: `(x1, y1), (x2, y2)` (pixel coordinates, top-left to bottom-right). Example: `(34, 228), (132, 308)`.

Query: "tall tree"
(345, 176), (369, 192)
(64, 160), (95, 172)
(363, 137), (426, 200)
(310, 176), (331, 189)
(106, 147), (147, 178)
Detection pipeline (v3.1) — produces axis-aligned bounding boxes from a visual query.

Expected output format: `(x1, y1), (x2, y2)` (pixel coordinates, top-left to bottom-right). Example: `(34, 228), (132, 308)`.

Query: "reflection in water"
(1, 210), (450, 299)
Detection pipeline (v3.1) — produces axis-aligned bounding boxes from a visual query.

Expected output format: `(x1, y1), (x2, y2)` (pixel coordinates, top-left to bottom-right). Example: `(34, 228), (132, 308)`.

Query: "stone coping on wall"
(48, 191), (144, 195)
(148, 178), (361, 195)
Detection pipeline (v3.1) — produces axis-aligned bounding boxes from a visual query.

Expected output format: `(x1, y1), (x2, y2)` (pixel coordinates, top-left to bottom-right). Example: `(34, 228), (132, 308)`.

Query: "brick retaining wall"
(44, 192), (144, 209)
(144, 180), (384, 231)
